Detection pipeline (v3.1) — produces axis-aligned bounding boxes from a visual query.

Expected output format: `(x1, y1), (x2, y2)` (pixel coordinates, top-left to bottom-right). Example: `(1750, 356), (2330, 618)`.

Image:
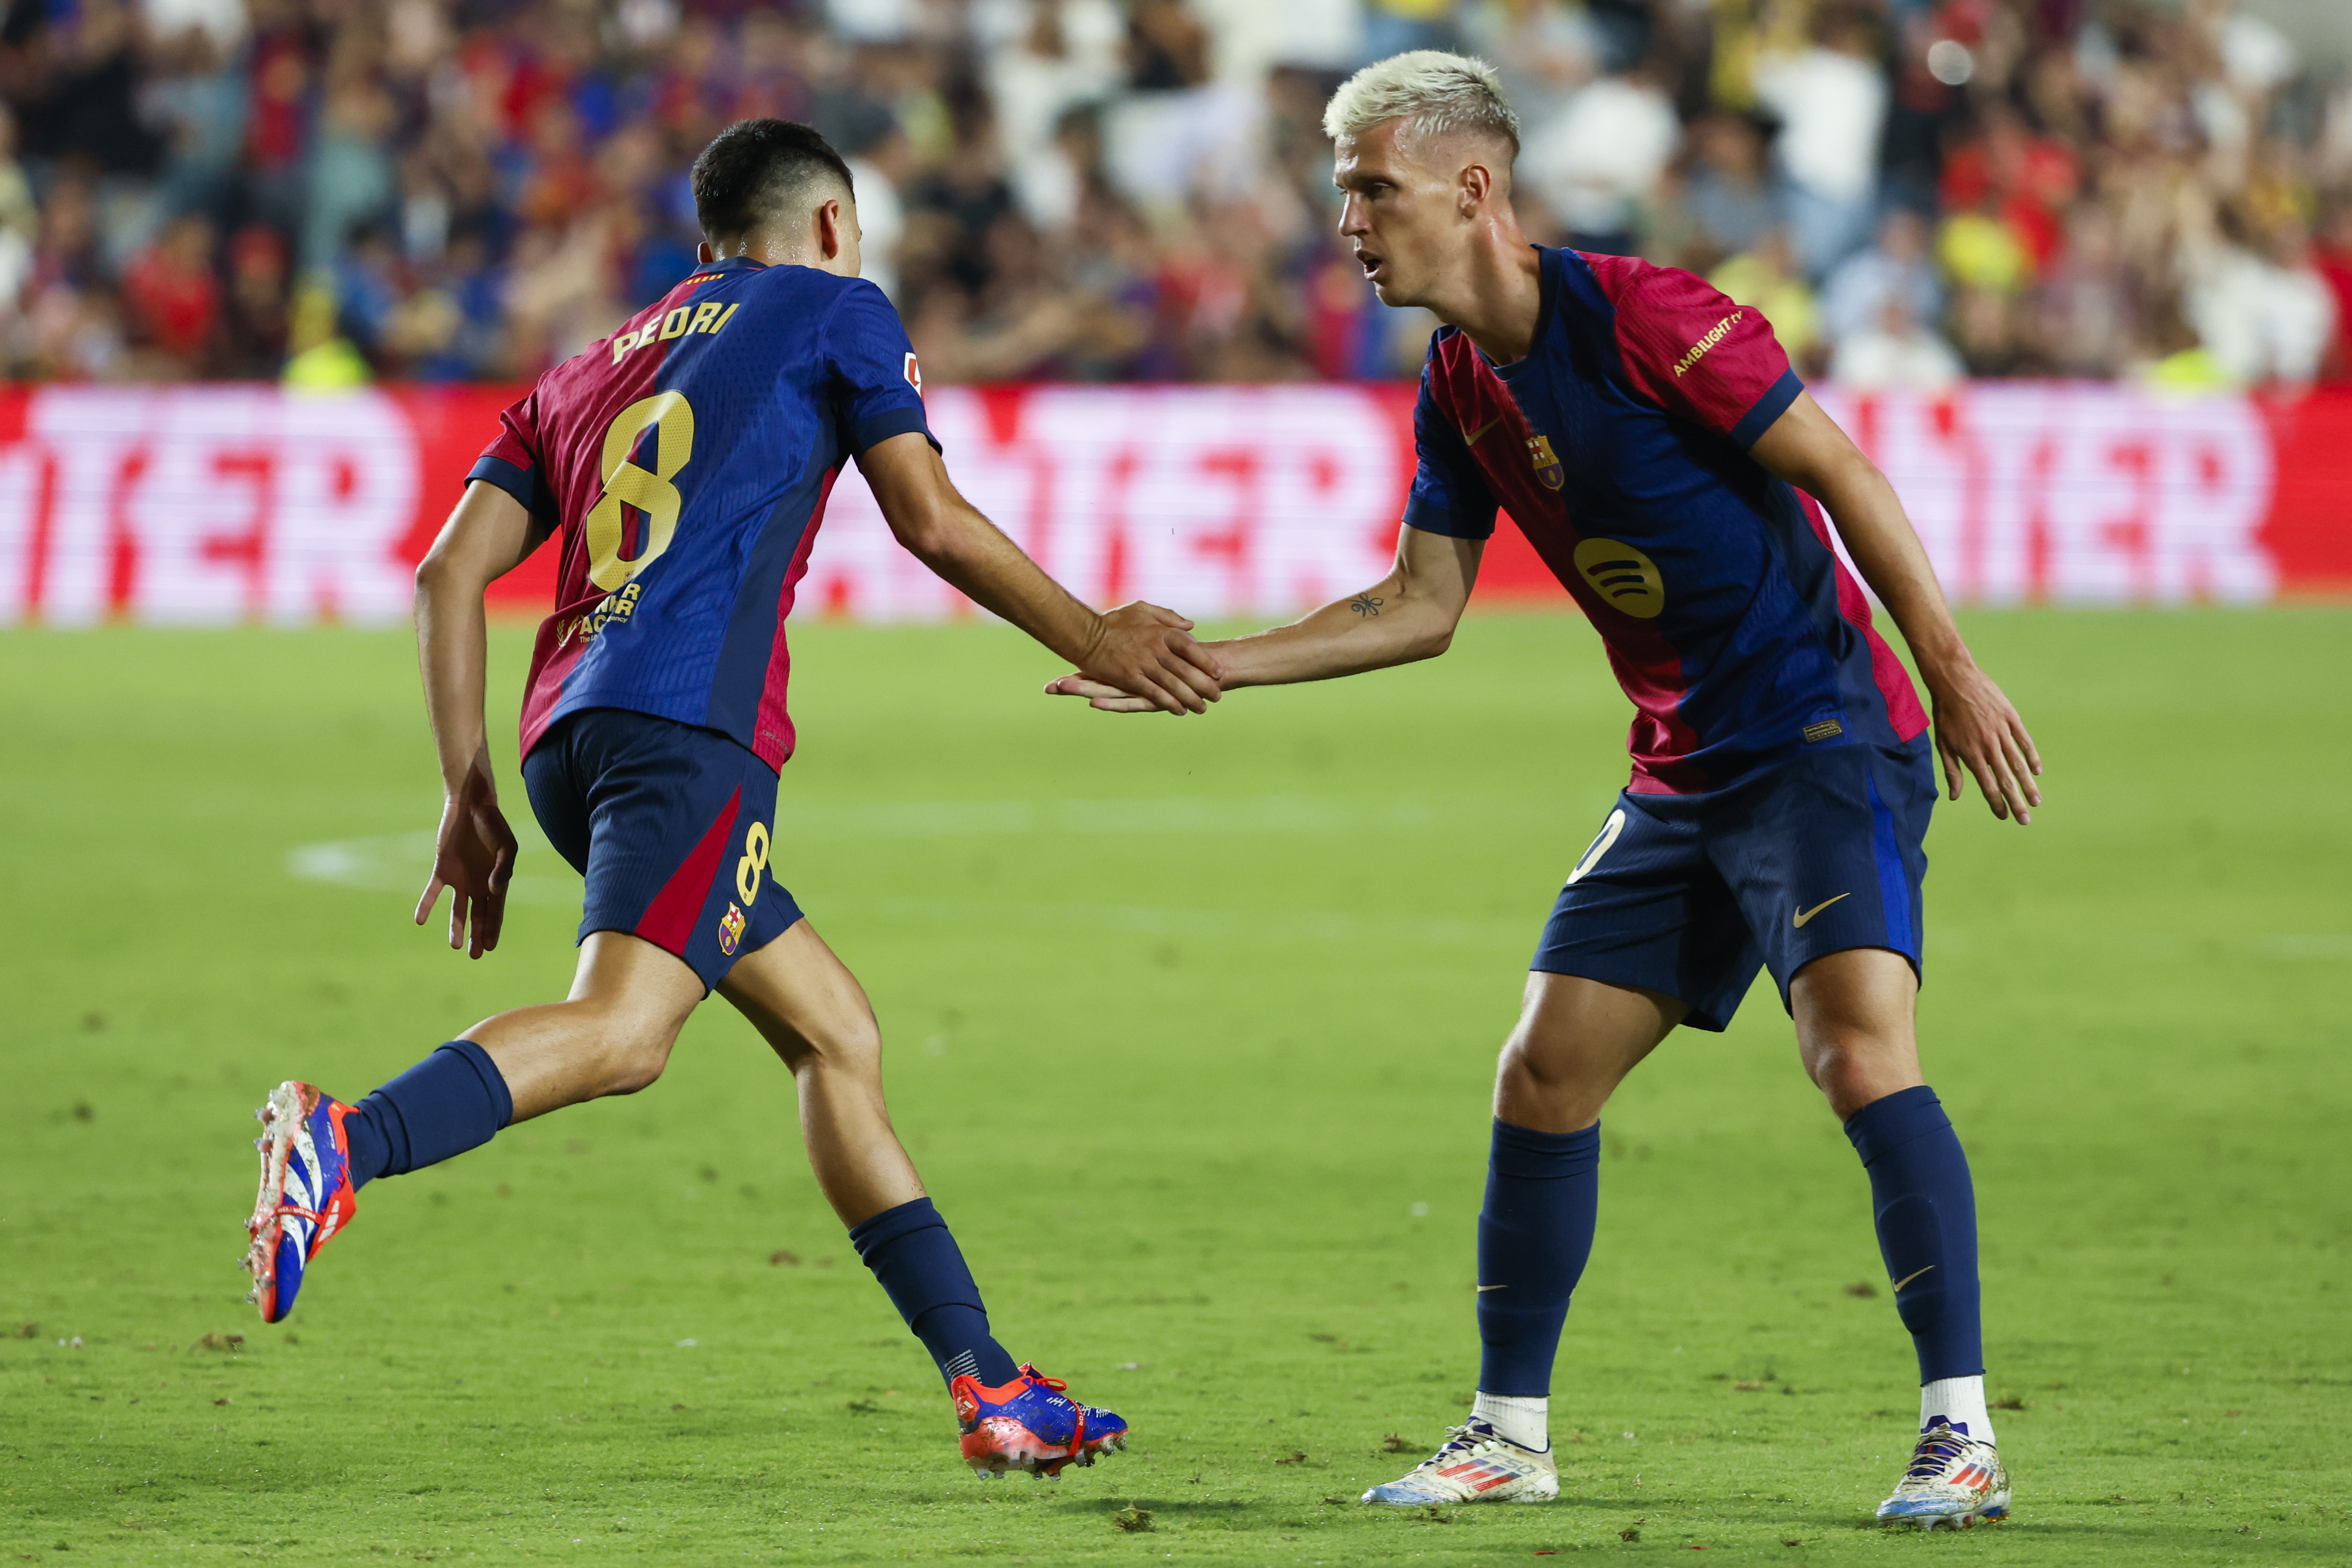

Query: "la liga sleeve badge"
(902, 352), (922, 395)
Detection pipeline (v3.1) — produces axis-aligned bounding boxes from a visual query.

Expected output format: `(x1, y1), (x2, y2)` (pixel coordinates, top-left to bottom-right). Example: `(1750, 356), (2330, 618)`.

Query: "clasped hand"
(1061, 601), (1225, 715)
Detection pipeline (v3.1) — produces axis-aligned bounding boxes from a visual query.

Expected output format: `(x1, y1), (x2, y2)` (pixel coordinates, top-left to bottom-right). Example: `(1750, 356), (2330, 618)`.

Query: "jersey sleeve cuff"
(466, 455), (555, 526)
(849, 404), (942, 457)
(1401, 493), (1497, 540)
(1728, 366), (1804, 450)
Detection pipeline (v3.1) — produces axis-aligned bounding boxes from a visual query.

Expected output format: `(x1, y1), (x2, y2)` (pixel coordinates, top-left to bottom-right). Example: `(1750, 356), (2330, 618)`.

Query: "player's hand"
(1066, 602), (1224, 715)
(1928, 662), (2042, 825)
(415, 751), (519, 958)
(1043, 673), (1163, 713)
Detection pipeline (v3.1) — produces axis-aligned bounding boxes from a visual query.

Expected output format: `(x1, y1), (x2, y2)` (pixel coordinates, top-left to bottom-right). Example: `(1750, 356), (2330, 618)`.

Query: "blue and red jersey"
(469, 257), (933, 771)
(1405, 246), (1927, 794)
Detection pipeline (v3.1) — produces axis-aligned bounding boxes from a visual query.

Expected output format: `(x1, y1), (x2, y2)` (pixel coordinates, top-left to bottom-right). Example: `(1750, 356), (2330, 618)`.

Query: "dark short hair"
(691, 119), (856, 242)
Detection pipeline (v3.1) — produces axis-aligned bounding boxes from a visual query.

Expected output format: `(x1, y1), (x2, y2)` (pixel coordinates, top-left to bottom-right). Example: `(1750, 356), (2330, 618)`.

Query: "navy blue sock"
(342, 1041), (514, 1191)
(1476, 1119), (1602, 1398)
(1844, 1085), (1983, 1382)
(848, 1198), (1021, 1388)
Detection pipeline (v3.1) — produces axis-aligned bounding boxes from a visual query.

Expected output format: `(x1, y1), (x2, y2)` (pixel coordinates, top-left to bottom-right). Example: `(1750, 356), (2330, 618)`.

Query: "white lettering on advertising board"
(1813, 385), (2274, 604)
(0, 387), (419, 625)
(0, 383), (2280, 625)
(805, 385), (1403, 622)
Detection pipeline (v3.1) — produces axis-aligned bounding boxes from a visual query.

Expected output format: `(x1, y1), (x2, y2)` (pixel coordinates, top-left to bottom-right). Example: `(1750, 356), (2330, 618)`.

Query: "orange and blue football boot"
(240, 1081), (358, 1324)
(950, 1365), (1129, 1477)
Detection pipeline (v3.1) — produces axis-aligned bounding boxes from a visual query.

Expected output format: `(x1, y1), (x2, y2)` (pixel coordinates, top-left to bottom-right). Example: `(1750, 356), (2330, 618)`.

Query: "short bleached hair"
(1323, 51), (1521, 158)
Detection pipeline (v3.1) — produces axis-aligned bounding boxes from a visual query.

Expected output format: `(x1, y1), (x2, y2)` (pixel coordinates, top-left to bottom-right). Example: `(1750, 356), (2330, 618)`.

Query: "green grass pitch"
(4, 608), (2348, 1565)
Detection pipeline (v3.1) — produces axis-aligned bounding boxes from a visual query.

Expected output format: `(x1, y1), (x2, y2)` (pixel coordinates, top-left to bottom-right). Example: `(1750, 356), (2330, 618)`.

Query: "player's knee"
(1802, 1034), (1861, 1088)
(589, 1010), (681, 1096)
(600, 1049), (670, 1096)
(1801, 1033), (1911, 1119)
(800, 1013), (884, 1082)
(1495, 1034), (1611, 1125)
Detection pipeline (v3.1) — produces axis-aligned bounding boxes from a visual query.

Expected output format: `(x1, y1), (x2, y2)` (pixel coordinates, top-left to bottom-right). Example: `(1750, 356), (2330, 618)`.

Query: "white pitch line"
(765, 793), (1546, 839)
(2252, 934), (2352, 961)
(285, 832), (1541, 948)
(285, 830), (583, 905)
(840, 895), (1532, 949)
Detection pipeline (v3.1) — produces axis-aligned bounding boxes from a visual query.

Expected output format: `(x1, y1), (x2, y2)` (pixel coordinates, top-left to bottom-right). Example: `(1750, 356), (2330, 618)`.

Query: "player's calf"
(842, 1194), (1131, 1477)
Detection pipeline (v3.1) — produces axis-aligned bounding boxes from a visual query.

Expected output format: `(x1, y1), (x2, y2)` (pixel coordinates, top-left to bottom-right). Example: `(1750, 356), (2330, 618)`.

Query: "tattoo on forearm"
(1350, 594), (1385, 618)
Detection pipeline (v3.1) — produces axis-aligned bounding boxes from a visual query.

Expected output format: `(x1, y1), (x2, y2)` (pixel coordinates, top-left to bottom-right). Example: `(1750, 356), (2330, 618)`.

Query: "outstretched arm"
(1750, 391), (2042, 824)
(857, 432), (1222, 715)
(1047, 523), (1481, 710)
(412, 480), (540, 956)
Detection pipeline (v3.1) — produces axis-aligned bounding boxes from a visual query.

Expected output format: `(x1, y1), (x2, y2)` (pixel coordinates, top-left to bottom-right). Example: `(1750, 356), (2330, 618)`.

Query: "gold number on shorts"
(1565, 808), (1626, 887)
(736, 820), (770, 906)
(584, 391), (696, 591)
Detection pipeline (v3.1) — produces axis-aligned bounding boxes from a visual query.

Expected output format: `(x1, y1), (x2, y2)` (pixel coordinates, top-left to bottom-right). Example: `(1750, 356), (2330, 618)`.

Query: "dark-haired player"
(241, 119), (1216, 1477)
(1052, 55), (2040, 1527)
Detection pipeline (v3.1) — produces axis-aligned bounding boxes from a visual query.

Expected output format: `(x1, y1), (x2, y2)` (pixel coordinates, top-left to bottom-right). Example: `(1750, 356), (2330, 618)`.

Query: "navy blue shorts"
(1533, 738), (1935, 1032)
(522, 708), (804, 991)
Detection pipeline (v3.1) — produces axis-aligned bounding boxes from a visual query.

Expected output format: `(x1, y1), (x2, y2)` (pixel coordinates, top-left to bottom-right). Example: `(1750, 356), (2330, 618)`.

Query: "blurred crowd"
(3, 0), (2349, 387)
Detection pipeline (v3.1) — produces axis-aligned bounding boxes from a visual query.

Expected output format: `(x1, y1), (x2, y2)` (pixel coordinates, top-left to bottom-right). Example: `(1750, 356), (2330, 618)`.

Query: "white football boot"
(1361, 1419), (1558, 1505)
(1875, 1419), (2010, 1528)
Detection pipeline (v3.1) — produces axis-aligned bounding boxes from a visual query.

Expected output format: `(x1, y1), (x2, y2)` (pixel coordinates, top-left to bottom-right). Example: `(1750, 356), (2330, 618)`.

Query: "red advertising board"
(0, 381), (2343, 627)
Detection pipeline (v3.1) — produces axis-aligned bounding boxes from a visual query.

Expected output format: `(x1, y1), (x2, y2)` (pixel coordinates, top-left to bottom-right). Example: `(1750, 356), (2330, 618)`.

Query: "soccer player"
(240, 119), (1220, 1478)
(1050, 55), (2039, 1528)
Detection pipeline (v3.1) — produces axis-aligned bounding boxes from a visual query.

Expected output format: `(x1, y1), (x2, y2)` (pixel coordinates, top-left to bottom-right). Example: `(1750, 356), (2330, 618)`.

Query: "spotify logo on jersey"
(1572, 539), (1665, 619)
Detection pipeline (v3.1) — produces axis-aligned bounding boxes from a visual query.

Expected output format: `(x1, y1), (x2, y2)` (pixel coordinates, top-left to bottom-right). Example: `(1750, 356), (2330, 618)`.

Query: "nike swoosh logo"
(1475, 1284), (1507, 1292)
(1891, 1265), (1935, 1292)
(1792, 893), (1852, 928)
(1463, 414), (1505, 445)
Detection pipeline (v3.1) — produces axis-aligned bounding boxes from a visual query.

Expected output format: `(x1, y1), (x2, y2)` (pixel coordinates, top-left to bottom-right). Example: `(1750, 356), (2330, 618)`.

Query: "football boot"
(1361, 1419), (1559, 1504)
(1875, 1418), (2010, 1528)
(950, 1365), (1129, 1477)
(241, 1081), (358, 1323)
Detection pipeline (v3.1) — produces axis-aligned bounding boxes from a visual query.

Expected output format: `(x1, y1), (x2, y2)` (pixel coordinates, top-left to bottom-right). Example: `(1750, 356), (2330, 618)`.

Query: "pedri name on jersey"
(609, 298), (742, 363)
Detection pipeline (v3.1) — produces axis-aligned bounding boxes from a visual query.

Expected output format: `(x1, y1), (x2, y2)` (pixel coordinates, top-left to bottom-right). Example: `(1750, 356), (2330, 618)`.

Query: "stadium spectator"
(1749, 5), (1888, 279)
(121, 209), (219, 371)
(2030, 205), (2135, 379)
(0, 0), (2346, 390)
(1518, 64), (1678, 256)
(0, 105), (33, 305)
(1709, 227), (1821, 371)
(1830, 292), (1965, 393)
(1679, 113), (1778, 266)
(218, 221), (289, 377)
(1820, 209), (1942, 352)
(1459, 0), (1595, 135)
(2317, 199), (2352, 380)
(2181, 209), (2338, 388)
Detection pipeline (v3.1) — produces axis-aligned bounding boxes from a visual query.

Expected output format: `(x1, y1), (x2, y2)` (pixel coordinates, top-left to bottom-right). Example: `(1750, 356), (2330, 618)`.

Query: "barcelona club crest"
(1526, 434), (1564, 490)
(717, 902), (747, 957)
